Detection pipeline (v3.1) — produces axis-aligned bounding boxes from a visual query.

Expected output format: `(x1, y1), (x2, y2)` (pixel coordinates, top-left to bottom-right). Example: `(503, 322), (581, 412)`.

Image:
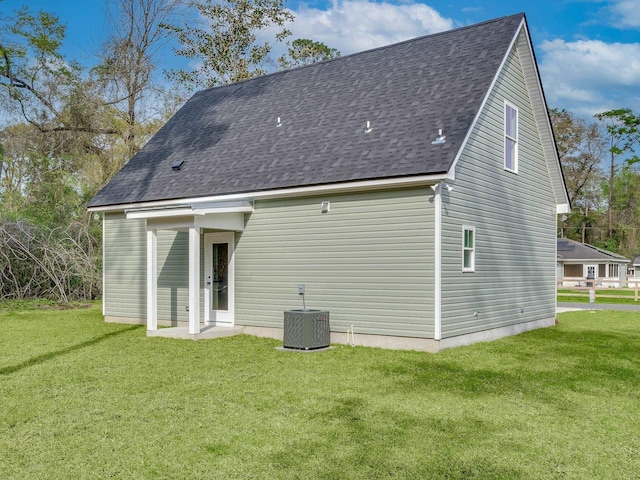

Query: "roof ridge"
(198, 12), (526, 94)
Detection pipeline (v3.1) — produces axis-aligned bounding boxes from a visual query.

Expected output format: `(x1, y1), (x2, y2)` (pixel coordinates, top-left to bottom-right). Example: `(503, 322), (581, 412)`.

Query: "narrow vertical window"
(463, 226), (475, 272)
(504, 101), (518, 173)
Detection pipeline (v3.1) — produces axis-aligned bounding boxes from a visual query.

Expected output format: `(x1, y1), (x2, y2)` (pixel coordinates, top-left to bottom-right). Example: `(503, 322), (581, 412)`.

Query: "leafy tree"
(550, 108), (605, 243)
(594, 108), (640, 237)
(607, 164), (640, 254)
(277, 38), (340, 69)
(0, 7), (118, 136)
(0, 2), (183, 301)
(162, 0), (294, 90)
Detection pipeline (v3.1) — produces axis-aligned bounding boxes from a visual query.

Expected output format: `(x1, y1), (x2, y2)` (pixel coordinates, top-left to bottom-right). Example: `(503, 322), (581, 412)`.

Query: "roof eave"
(88, 172), (448, 213)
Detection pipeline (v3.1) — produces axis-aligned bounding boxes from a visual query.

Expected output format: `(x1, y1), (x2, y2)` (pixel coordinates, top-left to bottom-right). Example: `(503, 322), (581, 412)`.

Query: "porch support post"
(147, 228), (158, 331)
(188, 226), (201, 335)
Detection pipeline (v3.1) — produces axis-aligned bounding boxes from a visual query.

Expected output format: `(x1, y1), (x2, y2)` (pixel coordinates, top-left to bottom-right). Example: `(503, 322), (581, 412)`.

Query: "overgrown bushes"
(0, 218), (101, 302)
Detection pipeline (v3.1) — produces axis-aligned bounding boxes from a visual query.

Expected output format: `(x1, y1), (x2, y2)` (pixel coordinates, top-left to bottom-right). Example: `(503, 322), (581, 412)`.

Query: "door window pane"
(212, 243), (228, 311)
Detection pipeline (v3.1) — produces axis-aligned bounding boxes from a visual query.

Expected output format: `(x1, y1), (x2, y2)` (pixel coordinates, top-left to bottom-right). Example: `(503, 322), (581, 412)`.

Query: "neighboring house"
(88, 13), (570, 352)
(557, 238), (630, 287)
(631, 255), (640, 278)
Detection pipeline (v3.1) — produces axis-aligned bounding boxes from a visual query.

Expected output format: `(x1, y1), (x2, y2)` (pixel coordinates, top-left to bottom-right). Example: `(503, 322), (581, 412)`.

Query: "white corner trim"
(89, 174), (448, 213)
(434, 183), (442, 341)
(146, 229), (158, 331)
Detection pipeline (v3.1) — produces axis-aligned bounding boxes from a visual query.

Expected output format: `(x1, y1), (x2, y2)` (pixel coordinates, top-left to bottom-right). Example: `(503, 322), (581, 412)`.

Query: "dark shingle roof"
(88, 13), (525, 208)
(557, 239), (629, 263)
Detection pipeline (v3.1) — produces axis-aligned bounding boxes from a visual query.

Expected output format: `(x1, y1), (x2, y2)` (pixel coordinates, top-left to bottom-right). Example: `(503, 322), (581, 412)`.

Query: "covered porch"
(124, 201), (253, 338)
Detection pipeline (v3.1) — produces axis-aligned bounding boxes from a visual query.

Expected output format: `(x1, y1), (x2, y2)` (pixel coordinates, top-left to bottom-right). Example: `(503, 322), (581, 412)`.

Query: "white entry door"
(204, 232), (235, 326)
(584, 264), (597, 279)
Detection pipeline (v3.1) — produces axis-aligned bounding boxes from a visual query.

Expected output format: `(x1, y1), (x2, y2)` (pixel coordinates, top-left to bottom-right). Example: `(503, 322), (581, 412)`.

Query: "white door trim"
(584, 264), (597, 279)
(204, 232), (235, 326)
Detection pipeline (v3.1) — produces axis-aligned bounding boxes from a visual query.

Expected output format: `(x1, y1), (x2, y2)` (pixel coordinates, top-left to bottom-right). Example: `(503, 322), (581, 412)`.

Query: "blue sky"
(4, 0), (640, 117)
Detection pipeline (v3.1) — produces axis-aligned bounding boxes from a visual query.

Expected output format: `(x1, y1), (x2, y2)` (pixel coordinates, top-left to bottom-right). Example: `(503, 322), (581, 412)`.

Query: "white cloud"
(539, 38), (640, 116)
(286, 0), (454, 55)
(610, 0), (640, 28)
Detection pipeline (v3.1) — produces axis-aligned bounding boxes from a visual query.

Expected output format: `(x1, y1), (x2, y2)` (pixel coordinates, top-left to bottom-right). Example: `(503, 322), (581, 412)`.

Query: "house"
(87, 13), (570, 352)
(631, 254), (640, 278)
(556, 238), (630, 287)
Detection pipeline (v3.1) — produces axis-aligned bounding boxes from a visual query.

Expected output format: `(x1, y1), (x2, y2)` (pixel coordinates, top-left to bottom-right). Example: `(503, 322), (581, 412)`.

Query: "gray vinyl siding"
(235, 188), (435, 338)
(440, 43), (557, 338)
(103, 213), (146, 319)
(104, 213), (205, 323)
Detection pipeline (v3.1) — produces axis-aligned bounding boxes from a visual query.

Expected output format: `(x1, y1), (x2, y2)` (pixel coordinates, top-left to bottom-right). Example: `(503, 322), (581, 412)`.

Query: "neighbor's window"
(504, 101), (518, 173)
(462, 226), (475, 272)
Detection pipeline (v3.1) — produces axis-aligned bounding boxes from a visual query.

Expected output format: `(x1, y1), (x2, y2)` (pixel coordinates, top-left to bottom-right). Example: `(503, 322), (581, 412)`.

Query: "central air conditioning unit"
(283, 310), (330, 350)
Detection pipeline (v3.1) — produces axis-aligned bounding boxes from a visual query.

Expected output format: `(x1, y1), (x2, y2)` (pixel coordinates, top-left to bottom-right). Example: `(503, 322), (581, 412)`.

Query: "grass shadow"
(0, 324), (142, 376)
(375, 327), (640, 407)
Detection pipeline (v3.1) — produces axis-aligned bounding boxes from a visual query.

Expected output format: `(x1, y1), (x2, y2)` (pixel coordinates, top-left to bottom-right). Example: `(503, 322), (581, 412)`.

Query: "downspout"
(433, 183), (442, 341)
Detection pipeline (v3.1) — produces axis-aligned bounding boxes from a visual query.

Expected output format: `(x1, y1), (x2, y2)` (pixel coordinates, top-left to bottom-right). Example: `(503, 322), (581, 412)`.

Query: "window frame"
(504, 100), (519, 173)
(462, 225), (476, 273)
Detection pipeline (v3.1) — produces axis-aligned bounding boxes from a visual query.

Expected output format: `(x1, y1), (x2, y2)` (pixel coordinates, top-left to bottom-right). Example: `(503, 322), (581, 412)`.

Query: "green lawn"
(1, 304), (639, 479)
(557, 295), (640, 305)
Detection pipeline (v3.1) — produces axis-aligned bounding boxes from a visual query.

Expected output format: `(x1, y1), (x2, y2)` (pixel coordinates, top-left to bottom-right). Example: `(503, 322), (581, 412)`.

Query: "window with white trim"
(462, 226), (475, 272)
(504, 101), (518, 173)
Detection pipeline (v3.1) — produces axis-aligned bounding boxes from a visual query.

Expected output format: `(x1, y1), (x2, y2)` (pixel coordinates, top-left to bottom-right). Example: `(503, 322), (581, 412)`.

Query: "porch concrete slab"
(147, 325), (243, 340)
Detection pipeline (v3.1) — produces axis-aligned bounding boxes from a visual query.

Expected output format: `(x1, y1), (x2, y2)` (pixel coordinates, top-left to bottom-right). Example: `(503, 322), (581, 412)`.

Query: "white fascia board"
(89, 174), (447, 213)
(517, 22), (571, 210)
(557, 204), (571, 214)
(192, 206), (253, 215)
(126, 207), (193, 219)
(561, 259), (630, 264)
(126, 201), (253, 219)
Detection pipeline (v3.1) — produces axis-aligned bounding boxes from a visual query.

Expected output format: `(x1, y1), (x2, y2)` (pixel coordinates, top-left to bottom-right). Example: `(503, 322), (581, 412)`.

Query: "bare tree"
(550, 108), (605, 243)
(95, 0), (183, 159)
